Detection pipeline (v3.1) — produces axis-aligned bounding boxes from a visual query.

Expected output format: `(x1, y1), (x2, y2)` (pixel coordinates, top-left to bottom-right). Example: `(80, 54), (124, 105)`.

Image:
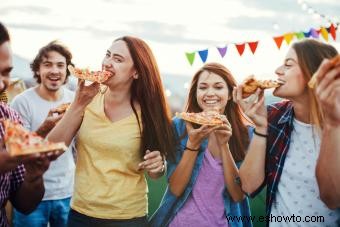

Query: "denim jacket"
(149, 117), (253, 227)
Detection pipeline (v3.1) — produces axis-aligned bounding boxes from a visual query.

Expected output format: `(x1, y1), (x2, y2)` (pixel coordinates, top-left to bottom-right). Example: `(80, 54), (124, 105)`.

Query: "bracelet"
(254, 129), (268, 138)
(185, 146), (200, 152)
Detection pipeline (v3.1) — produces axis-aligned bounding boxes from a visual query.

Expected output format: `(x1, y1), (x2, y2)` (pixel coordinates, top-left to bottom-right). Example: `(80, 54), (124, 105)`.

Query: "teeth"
(205, 100), (218, 104)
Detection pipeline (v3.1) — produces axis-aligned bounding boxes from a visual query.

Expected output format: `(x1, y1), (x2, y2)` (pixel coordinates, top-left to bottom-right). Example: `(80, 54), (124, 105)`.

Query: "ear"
(133, 73), (138, 79)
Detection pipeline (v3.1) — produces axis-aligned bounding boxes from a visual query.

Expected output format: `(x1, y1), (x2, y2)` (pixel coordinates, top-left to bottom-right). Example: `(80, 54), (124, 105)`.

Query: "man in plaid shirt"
(0, 22), (59, 227)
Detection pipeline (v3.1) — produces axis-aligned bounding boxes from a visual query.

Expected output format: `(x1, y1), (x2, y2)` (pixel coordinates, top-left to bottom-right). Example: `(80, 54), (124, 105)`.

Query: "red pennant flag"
(273, 36), (284, 49)
(235, 43), (245, 56)
(329, 23), (336, 40)
(248, 41), (259, 54)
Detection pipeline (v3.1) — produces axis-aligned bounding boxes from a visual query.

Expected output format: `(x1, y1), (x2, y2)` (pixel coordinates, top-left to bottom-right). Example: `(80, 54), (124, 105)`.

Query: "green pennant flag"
(295, 32), (305, 40)
(185, 52), (196, 66)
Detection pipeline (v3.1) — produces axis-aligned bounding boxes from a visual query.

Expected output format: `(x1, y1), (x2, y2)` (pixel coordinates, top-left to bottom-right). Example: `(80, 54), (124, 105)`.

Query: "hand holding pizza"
(186, 122), (219, 150)
(314, 56), (340, 127)
(73, 79), (100, 109)
(233, 86), (267, 130)
(214, 118), (232, 146)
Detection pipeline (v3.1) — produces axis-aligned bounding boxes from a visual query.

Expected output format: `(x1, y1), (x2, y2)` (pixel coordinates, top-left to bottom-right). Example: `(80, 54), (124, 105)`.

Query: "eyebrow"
(198, 82), (224, 85)
(41, 60), (65, 65)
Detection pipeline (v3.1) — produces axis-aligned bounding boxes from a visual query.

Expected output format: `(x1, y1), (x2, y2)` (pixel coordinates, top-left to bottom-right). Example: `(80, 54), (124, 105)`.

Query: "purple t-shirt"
(169, 148), (228, 227)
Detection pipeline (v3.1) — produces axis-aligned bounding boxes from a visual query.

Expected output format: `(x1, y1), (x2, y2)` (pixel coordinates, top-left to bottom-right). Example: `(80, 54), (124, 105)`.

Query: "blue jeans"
(13, 197), (71, 227)
(67, 209), (148, 227)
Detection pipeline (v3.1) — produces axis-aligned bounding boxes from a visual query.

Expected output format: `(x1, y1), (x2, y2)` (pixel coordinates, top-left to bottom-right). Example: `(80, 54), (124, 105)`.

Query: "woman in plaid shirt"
(234, 39), (340, 227)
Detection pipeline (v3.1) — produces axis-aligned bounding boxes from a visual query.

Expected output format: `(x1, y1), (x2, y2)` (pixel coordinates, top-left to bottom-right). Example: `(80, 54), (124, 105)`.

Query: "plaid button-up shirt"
(251, 100), (295, 223)
(0, 102), (25, 227)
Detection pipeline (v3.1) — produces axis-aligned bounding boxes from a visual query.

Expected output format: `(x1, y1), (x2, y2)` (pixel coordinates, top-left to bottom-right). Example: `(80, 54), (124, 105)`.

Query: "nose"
(50, 65), (59, 74)
(275, 65), (284, 78)
(205, 88), (215, 96)
(102, 57), (113, 70)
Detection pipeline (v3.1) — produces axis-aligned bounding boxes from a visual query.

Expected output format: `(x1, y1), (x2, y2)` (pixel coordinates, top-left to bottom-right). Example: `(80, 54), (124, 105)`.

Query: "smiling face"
(37, 51), (67, 92)
(196, 70), (230, 113)
(101, 40), (136, 89)
(273, 48), (308, 99)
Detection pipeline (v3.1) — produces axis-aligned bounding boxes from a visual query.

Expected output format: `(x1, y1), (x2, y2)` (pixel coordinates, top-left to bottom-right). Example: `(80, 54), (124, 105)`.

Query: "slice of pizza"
(68, 65), (112, 83)
(176, 111), (226, 126)
(241, 75), (282, 98)
(308, 55), (340, 89)
(54, 102), (71, 114)
(2, 119), (67, 156)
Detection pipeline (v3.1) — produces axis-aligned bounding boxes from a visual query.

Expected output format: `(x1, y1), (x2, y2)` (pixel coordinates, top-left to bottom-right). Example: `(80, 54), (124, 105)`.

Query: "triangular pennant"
(217, 46), (228, 58)
(247, 41), (259, 54)
(284, 33), (294, 45)
(328, 23), (336, 40)
(303, 31), (311, 38)
(185, 52), (196, 66)
(273, 36), (284, 49)
(310, 28), (319, 38)
(235, 43), (245, 56)
(295, 32), (305, 40)
(320, 27), (329, 41)
(198, 49), (208, 63)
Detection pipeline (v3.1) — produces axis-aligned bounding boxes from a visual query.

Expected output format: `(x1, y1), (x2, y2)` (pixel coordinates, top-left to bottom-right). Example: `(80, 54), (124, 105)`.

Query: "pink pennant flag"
(248, 41), (259, 54)
(235, 43), (245, 56)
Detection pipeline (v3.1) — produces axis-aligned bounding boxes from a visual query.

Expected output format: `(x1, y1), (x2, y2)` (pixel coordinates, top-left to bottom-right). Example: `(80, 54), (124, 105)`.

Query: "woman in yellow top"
(48, 36), (176, 227)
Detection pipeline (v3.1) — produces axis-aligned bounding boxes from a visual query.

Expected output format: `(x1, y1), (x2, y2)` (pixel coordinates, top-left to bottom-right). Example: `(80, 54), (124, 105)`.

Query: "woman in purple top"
(150, 63), (252, 227)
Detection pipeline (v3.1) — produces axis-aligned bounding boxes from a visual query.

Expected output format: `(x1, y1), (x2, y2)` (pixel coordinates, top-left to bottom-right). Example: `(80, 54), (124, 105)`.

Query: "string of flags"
(185, 23), (338, 66)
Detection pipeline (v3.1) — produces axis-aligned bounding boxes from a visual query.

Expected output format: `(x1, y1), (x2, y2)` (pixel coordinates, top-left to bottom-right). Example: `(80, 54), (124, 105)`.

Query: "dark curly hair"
(0, 22), (10, 45)
(31, 40), (74, 84)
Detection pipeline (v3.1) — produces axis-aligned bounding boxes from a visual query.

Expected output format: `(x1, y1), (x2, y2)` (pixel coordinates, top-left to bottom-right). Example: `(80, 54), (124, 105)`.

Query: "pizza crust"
(68, 65), (112, 83)
(2, 120), (67, 156)
(176, 111), (226, 126)
(241, 75), (281, 98)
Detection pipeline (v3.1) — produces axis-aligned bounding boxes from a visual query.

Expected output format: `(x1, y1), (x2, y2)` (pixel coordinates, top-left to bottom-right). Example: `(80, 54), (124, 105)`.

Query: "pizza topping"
(176, 111), (226, 126)
(54, 102), (71, 114)
(241, 75), (282, 98)
(68, 65), (112, 83)
(2, 119), (67, 156)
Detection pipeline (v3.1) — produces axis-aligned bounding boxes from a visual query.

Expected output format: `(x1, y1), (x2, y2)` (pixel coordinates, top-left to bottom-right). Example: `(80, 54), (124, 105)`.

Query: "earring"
(134, 74), (138, 79)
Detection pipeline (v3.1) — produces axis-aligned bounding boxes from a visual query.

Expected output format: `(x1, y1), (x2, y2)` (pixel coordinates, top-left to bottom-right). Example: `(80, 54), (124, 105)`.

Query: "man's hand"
(36, 109), (64, 138)
(21, 150), (61, 182)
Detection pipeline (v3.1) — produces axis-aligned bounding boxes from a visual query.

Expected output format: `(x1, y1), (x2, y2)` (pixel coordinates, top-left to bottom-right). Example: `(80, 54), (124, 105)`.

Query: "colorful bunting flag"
(185, 52), (196, 65)
(235, 43), (245, 56)
(328, 24), (336, 40)
(248, 41), (259, 54)
(217, 46), (228, 58)
(310, 28), (319, 38)
(273, 36), (284, 49)
(184, 23), (337, 66)
(198, 49), (208, 63)
(284, 33), (294, 45)
(320, 27), (329, 41)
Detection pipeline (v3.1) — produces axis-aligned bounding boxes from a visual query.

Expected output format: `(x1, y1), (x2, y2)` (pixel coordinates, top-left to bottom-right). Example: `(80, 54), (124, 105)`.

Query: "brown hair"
(292, 39), (338, 130)
(185, 62), (250, 162)
(31, 40), (74, 84)
(115, 36), (176, 160)
(0, 22), (10, 45)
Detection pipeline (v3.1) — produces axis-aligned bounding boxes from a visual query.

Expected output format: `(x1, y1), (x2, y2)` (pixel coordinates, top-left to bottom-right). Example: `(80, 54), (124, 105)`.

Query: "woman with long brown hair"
(47, 36), (176, 226)
(150, 63), (252, 227)
(234, 39), (340, 226)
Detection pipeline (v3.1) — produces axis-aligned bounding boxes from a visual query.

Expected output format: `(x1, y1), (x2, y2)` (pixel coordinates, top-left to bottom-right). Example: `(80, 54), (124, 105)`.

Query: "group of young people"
(0, 21), (339, 227)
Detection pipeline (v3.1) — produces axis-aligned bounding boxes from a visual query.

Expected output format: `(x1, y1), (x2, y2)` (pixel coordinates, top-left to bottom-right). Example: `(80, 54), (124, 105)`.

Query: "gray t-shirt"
(10, 86), (75, 200)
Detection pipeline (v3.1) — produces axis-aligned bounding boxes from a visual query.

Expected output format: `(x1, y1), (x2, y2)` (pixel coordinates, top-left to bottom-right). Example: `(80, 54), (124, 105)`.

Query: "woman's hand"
(214, 117), (232, 146)
(73, 79), (100, 108)
(186, 122), (219, 149)
(315, 59), (340, 127)
(138, 150), (165, 179)
(233, 86), (267, 130)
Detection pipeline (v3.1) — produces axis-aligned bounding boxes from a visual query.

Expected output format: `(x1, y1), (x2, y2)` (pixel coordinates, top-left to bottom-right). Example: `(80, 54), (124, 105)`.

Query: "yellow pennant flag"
(284, 33), (294, 45)
(320, 27), (329, 41)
